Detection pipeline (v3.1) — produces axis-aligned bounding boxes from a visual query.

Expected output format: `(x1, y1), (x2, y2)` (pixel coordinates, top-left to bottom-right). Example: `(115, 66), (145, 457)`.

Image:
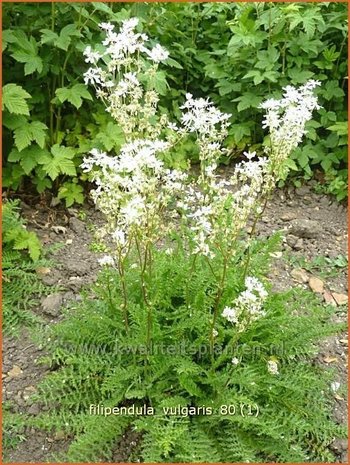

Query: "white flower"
(99, 22), (115, 31)
(267, 360), (279, 375)
(180, 94), (231, 135)
(243, 151), (256, 161)
(331, 381), (340, 393)
(83, 67), (103, 85)
(83, 46), (102, 64)
(111, 229), (126, 247)
(212, 329), (218, 338)
(222, 306), (238, 324)
(231, 357), (239, 366)
(145, 44), (169, 63)
(98, 255), (115, 267)
(124, 72), (140, 86)
(121, 17), (139, 31)
(245, 276), (268, 299)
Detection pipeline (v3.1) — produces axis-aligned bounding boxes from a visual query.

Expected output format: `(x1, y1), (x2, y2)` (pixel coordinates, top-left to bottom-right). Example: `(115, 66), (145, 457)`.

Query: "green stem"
(117, 252), (129, 332)
(186, 254), (197, 310)
(242, 195), (269, 280)
(209, 255), (228, 360)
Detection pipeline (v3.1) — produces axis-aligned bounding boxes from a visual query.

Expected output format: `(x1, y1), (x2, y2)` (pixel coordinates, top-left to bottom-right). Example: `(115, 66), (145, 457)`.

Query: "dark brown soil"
(2, 181), (348, 462)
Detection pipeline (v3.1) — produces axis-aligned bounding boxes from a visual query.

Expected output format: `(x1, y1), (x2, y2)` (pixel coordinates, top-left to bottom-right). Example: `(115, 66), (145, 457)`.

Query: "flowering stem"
(186, 254), (197, 310)
(209, 255), (228, 361)
(116, 252), (129, 333)
(242, 195), (269, 280)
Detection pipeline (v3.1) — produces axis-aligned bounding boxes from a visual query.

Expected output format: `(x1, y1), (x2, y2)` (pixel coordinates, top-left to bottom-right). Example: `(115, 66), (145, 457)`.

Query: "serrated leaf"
(55, 24), (80, 51)
(14, 231), (41, 261)
(30, 121), (47, 148)
(14, 125), (32, 151)
(33, 175), (52, 194)
(51, 144), (76, 159)
(24, 56), (43, 75)
(38, 144), (77, 180)
(59, 158), (76, 176)
(11, 49), (43, 75)
(56, 84), (92, 109)
(3, 114), (27, 130)
(8, 148), (22, 162)
(8, 146), (49, 173)
(40, 29), (59, 45)
(57, 182), (84, 207)
(2, 84), (31, 115)
(20, 155), (38, 175)
(14, 121), (47, 151)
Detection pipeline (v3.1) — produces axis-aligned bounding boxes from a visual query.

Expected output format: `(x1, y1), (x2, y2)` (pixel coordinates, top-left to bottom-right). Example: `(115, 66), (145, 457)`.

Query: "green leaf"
(153, 71), (169, 95)
(24, 56), (43, 75)
(55, 24), (80, 51)
(57, 181), (84, 207)
(33, 175), (52, 194)
(327, 122), (348, 136)
(14, 121), (48, 151)
(56, 84), (92, 109)
(8, 146), (50, 174)
(14, 230), (41, 261)
(165, 57), (183, 69)
(2, 84), (31, 115)
(14, 125), (32, 152)
(37, 144), (76, 180)
(40, 29), (59, 45)
(11, 50), (43, 75)
(235, 93), (262, 112)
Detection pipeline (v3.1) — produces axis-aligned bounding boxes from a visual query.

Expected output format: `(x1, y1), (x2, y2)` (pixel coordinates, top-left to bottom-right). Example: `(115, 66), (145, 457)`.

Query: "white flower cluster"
(267, 360), (279, 375)
(260, 79), (321, 182)
(83, 18), (170, 139)
(82, 139), (187, 257)
(222, 276), (267, 332)
(179, 93), (231, 184)
(184, 151), (269, 258)
(180, 93), (231, 136)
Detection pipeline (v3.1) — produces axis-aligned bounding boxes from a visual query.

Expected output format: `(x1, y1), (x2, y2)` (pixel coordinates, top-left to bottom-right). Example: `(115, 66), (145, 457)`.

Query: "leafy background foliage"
(3, 2), (348, 203)
(2, 200), (52, 334)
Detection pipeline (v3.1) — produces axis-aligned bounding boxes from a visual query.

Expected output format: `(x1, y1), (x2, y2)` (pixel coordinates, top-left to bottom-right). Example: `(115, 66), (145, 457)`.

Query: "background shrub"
(2, 2), (348, 201)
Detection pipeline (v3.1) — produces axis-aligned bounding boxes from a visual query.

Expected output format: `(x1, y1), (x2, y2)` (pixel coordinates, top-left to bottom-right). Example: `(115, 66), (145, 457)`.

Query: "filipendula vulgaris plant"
(36, 19), (345, 462)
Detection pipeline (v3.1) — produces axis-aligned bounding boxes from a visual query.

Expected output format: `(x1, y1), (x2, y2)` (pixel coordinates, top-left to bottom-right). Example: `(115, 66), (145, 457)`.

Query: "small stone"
(35, 267), (51, 276)
(295, 186), (309, 197)
(289, 219), (322, 239)
(28, 404), (41, 415)
(332, 293), (348, 306)
(331, 381), (341, 393)
(65, 239), (73, 245)
(280, 212), (297, 222)
(54, 430), (66, 441)
(69, 217), (85, 235)
(330, 438), (348, 453)
(67, 208), (78, 216)
(8, 365), (23, 378)
(41, 293), (63, 316)
(286, 234), (298, 247)
(294, 238), (304, 251)
(309, 276), (324, 294)
(323, 291), (337, 307)
(269, 251), (282, 259)
(23, 385), (37, 400)
(323, 355), (338, 364)
(291, 268), (309, 284)
(51, 225), (67, 235)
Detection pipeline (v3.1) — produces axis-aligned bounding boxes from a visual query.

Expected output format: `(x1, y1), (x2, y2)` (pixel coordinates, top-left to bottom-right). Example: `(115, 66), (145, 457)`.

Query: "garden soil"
(3, 180), (348, 462)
